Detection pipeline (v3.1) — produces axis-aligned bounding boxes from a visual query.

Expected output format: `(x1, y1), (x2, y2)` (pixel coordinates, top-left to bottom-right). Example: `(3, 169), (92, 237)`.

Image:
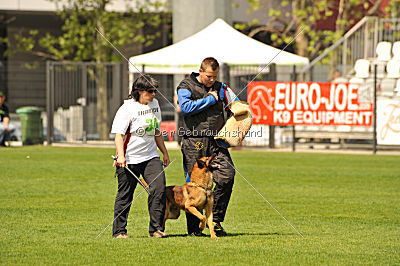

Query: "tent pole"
(291, 65), (297, 152)
(221, 63), (230, 85)
(268, 63), (277, 149)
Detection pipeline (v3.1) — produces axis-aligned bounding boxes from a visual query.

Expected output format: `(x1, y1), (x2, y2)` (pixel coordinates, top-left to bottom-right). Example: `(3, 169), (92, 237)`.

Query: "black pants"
(181, 137), (235, 234)
(112, 157), (166, 237)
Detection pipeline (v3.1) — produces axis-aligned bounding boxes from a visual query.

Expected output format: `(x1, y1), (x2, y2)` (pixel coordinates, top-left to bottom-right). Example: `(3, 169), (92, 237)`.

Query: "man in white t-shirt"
(111, 74), (170, 239)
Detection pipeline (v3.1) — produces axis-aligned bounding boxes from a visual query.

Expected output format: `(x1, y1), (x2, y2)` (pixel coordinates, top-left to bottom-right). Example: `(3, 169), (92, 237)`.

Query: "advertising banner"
(377, 99), (400, 145)
(247, 81), (374, 126)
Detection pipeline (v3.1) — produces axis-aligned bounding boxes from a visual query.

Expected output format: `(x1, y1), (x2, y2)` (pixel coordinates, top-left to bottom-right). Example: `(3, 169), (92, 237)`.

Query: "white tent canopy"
(129, 18), (309, 74)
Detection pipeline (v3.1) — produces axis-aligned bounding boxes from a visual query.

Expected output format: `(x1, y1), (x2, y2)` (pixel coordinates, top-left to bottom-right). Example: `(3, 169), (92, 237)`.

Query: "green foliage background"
(1, 0), (168, 62)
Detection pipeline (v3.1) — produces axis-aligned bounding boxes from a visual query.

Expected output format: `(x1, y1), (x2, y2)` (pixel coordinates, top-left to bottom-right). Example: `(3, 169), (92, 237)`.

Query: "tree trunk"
(94, 5), (109, 141)
(295, 27), (309, 57)
(293, 0), (309, 58)
(95, 65), (109, 140)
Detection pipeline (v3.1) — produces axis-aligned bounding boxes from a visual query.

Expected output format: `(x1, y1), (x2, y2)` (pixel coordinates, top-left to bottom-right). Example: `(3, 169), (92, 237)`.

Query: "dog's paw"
(199, 220), (206, 230)
(211, 235), (219, 239)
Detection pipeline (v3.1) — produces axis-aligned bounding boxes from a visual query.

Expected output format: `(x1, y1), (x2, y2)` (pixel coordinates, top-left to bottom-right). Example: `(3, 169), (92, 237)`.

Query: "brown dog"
(164, 155), (218, 239)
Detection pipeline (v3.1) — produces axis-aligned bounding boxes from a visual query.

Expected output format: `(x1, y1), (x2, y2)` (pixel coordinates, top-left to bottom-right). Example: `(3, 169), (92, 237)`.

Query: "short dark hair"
(200, 57), (219, 71)
(129, 74), (159, 101)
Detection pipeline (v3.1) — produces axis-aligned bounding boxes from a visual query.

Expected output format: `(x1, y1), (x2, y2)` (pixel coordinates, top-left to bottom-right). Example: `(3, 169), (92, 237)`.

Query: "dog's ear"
(196, 159), (206, 169)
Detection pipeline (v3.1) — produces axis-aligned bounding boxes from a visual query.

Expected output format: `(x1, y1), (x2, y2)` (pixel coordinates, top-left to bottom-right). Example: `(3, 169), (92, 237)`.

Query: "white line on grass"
(225, 159), (304, 237)
(95, 159), (176, 239)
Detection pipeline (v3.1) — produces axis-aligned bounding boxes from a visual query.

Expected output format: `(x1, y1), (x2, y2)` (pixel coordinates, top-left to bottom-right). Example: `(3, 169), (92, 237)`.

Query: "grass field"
(0, 146), (399, 265)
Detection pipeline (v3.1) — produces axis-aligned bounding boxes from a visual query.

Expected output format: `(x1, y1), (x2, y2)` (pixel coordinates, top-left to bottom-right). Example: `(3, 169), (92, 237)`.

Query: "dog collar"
(187, 182), (212, 191)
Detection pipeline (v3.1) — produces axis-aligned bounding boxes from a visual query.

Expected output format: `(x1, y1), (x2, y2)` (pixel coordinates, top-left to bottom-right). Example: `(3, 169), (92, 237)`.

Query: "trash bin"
(16, 106), (43, 145)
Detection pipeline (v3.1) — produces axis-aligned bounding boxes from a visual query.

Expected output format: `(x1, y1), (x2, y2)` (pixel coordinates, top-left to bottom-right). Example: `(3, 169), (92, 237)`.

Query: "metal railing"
(301, 17), (400, 81)
(46, 61), (126, 143)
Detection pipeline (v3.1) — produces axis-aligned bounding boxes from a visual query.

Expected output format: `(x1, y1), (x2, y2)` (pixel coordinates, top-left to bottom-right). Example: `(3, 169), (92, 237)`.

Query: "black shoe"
(214, 222), (227, 237)
(188, 231), (206, 237)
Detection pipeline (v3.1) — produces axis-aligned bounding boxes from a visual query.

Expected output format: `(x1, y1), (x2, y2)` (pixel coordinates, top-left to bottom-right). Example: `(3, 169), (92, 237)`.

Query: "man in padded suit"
(177, 57), (239, 237)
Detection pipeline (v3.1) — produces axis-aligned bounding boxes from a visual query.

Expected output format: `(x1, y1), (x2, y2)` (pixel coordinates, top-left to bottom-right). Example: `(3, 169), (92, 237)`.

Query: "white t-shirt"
(111, 98), (162, 164)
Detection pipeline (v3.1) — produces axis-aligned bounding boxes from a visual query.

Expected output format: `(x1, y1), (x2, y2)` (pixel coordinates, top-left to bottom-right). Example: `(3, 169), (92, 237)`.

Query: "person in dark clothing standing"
(0, 91), (12, 147)
(177, 57), (239, 237)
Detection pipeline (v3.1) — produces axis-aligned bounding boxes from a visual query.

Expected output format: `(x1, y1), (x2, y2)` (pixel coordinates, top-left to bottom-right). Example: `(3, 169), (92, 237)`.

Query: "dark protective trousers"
(181, 137), (235, 234)
(112, 157), (166, 237)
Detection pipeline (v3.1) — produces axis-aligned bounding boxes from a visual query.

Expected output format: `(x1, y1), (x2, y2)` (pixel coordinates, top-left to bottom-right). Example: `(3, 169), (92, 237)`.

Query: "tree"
(386, 0), (400, 18)
(235, 0), (384, 60)
(2, 0), (168, 140)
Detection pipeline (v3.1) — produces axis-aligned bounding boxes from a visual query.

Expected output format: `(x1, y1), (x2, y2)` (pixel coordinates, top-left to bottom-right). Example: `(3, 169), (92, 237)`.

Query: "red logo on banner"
(247, 81), (373, 126)
(247, 83), (275, 124)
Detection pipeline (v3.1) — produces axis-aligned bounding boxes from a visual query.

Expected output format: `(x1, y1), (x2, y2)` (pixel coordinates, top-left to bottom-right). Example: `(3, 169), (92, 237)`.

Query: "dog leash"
(112, 155), (150, 195)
